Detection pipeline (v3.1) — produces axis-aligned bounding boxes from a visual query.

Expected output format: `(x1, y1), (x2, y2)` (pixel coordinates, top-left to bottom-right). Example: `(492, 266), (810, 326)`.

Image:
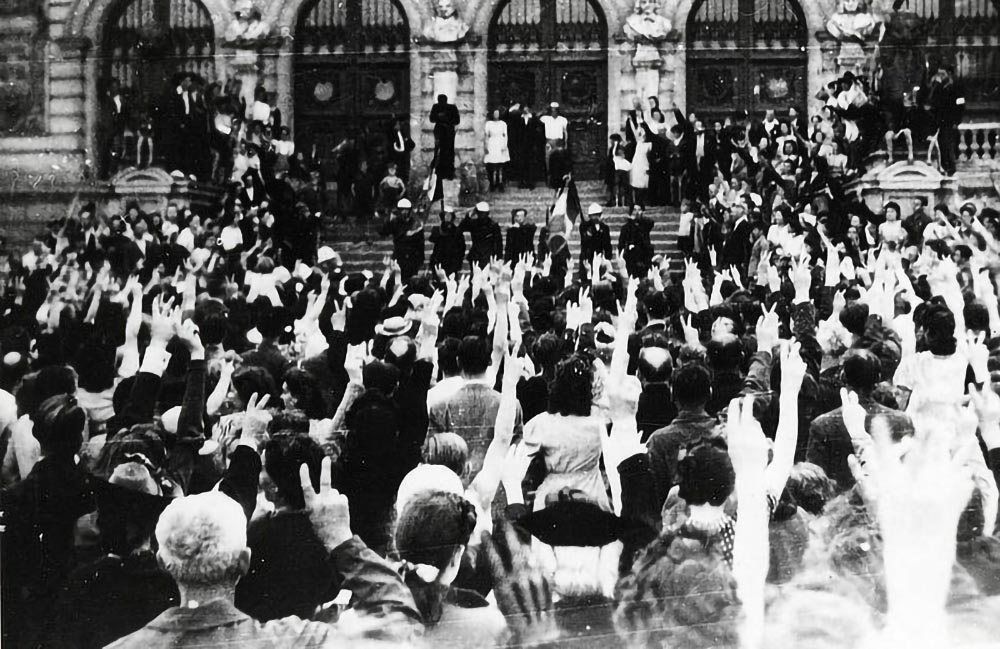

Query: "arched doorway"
(102, 0), (215, 110)
(686, 0), (807, 123)
(293, 0), (410, 175)
(488, 0), (608, 179)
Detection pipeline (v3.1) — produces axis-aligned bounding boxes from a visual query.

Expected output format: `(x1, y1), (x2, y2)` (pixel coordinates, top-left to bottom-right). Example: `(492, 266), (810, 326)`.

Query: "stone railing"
(958, 122), (1000, 165)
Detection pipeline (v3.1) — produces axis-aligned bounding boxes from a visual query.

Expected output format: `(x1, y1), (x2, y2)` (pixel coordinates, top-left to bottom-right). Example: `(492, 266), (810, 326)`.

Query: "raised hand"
(241, 392), (272, 451)
(501, 342), (522, 394)
(174, 318), (205, 357)
(790, 255), (812, 300)
(681, 313), (700, 348)
(150, 295), (177, 344)
(484, 521), (558, 646)
(779, 339), (807, 396)
(300, 456), (353, 551)
(330, 298), (348, 332)
(840, 387), (868, 438)
(727, 395), (768, 478)
(965, 330), (989, 382)
(755, 303), (780, 352)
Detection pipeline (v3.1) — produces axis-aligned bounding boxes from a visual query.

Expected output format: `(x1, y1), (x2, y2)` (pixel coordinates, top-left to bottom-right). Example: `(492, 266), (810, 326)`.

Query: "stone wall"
(1, 0), (845, 185)
(0, 0), (995, 243)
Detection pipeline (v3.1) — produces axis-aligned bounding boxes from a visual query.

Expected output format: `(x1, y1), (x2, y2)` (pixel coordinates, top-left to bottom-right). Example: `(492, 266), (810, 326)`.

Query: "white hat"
(317, 245), (336, 264)
(476, 201), (490, 212)
(588, 202), (603, 216)
(549, 102), (559, 108)
(271, 266), (291, 284)
(397, 198), (412, 209)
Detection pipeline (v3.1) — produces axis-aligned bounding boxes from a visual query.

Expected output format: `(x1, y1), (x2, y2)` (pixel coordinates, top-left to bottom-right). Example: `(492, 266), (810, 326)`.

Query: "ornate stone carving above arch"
(270, 0), (426, 40)
(468, 0), (625, 40)
(66, 0), (230, 43)
(666, 0), (828, 36)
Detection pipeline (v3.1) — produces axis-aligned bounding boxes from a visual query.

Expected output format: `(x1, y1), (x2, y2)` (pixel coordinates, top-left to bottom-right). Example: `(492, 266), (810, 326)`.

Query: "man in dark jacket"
(578, 203), (612, 278)
(430, 94), (460, 180)
(807, 350), (914, 491)
(646, 363), (720, 509)
(721, 203), (753, 272)
(429, 206), (466, 276)
(507, 104), (546, 188)
(105, 485), (420, 648)
(925, 63), (965, 176)
(379, 198), (425, 280)
(504, 208), (536, 264)
(618, 206), (654, 278)
(460, 202), (503, 268)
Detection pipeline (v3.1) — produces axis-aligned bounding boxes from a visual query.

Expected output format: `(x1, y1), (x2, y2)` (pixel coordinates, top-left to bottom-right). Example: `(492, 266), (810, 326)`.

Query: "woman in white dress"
(629, 125), (652, 208)
(483, 109), (510, 192)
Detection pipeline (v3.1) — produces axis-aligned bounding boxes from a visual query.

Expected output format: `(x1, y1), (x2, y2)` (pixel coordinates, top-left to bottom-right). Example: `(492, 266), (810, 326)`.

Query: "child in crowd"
(377, 163), (407, 219)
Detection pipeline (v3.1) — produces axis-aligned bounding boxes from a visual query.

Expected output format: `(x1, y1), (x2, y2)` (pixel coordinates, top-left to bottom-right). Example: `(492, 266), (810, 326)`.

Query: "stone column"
(422, 43), (468, 205)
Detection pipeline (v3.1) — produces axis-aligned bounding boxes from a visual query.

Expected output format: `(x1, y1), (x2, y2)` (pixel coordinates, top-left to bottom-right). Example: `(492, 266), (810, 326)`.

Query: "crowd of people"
(4, 64), (1000, 648)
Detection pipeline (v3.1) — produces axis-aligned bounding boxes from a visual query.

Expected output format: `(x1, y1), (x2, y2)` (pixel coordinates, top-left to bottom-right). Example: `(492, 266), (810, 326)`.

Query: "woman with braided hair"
(393, 489), (507, 646)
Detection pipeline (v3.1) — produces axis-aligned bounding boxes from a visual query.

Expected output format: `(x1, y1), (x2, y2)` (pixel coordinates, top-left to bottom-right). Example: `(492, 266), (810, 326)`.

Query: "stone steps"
(326, 179), (686, 275)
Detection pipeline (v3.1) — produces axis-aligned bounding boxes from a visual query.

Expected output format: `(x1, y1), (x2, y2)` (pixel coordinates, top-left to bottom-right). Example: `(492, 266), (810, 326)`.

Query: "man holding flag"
(539, 174), (581, 282)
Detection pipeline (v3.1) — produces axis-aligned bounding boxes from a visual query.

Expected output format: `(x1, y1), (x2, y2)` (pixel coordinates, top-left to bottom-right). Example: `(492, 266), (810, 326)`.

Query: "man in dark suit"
(722, 203), (753, 272)
(618, 206), (654, 278)
(807, 350), (914, 491)
(691, 120), (717, 199)
(670, 107), (697, 200)
(925, 63), (965, 176)
(163, 72), (194, 175)
(460, 202), (503, 268)
(429, 94), (460, 180)
(99, 78), (129, 178)
(239, 168), (268, 209)
(507, 103), (546, 188)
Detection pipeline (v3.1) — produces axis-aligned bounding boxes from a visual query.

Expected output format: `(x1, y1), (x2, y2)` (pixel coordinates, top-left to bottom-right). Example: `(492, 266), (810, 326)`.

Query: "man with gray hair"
(106, 458), (420, 648)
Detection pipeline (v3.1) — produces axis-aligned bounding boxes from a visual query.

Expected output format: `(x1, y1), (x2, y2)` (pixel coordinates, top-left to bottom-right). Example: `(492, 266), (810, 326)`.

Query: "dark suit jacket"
(807, 399), (914, 491)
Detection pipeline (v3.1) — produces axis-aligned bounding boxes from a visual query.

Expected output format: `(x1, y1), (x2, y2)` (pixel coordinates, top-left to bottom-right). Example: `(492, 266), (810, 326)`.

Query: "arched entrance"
(488, 0), (608, 179)
(293, 0), (410, 175)
(686, 0), (807, 123)
(102, 0), (215, 109)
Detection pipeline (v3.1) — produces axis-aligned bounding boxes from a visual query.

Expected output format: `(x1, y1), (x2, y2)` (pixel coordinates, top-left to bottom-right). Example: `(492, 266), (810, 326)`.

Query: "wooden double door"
(488, 0), (609, 180)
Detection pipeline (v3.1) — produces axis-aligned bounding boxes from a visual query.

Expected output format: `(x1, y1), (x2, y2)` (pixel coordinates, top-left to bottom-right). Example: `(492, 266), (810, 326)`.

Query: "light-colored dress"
(630, 141), (651, 189)
(484, 120), (510, 164)
(522, 412), (611, 512)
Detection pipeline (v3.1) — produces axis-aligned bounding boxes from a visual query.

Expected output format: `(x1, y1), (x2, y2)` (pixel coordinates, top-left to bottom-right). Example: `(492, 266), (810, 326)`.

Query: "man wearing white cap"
(540, 102), (569, 173)
(460, 201), (503, 269)
(379, 197), (424, 279)
(579, 202), (612, 279)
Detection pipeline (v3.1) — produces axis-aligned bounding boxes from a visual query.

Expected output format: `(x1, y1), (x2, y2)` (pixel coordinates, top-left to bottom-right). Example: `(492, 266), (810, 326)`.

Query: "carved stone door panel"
(686, 0), (807, 122)
(293, 0), (409, 173)
(488, 0), (608, 180)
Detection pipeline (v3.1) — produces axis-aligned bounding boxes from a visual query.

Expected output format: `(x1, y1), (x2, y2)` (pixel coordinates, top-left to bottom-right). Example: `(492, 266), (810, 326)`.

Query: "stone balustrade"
(958, 122), (1000, 165)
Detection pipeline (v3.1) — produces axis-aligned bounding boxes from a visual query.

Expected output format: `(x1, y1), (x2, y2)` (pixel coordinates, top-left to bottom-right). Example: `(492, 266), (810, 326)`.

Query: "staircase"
(324, 181), (684, 275)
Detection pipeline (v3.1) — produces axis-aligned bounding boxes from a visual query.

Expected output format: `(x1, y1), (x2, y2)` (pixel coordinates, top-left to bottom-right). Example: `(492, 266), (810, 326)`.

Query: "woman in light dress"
(483, 109), (510, 192)
(629, 125), (652, 208)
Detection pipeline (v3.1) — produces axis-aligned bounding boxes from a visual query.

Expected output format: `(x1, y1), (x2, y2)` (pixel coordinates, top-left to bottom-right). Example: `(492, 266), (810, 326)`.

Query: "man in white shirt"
(540, 102), (569, 173)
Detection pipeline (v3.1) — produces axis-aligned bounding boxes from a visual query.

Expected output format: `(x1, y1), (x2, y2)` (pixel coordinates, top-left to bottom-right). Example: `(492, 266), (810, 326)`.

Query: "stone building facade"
(0, 0), (996, 234)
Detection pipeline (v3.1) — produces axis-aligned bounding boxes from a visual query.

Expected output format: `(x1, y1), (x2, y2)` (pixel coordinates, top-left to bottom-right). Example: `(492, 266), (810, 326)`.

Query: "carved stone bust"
(623, 0), (672, 43)
(826, 0), (880, 42)
(224, 0), (272, 44)
(423, 0), (470, 43)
